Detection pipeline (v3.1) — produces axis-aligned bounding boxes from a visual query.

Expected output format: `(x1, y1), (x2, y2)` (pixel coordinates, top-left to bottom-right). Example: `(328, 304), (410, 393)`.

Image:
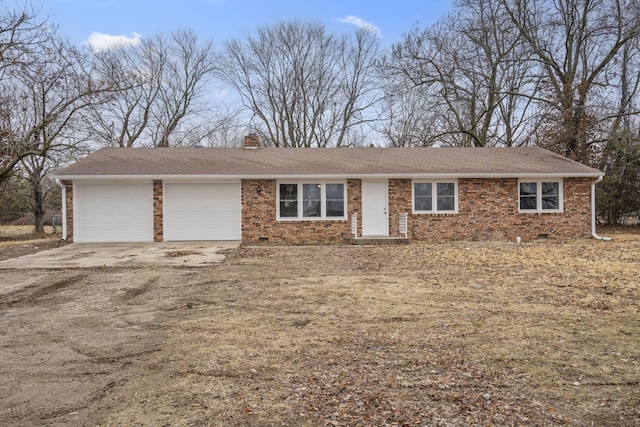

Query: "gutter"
(591, 176), (612, 241)
(54, 179), (67, 241)
(52, 172), (604, 182)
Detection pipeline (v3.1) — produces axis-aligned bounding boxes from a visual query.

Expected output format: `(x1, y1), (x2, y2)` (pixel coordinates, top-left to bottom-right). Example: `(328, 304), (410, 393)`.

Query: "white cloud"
(337, 15), (381, 37)
(84, 32), (142, 52)
(213, 89), (230, 99)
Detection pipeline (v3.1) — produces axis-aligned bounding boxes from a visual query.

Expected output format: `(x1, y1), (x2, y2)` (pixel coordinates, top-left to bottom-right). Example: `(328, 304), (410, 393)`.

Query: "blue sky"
(6, 0), (453, 49)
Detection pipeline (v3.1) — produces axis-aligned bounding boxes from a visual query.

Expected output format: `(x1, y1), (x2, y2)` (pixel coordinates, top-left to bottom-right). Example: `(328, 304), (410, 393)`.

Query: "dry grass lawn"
(0, 226), (62, 260)
(0, 225), (57, 238)
(0, 231), (638, 426)
(104, 234), (640, 426)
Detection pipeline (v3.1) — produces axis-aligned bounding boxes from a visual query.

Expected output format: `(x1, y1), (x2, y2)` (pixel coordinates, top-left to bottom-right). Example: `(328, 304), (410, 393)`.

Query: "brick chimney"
(243, 134), (260, 149)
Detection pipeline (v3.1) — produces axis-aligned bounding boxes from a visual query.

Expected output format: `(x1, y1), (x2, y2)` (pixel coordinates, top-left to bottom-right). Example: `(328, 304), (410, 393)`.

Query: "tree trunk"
(32, 178), (45, 235)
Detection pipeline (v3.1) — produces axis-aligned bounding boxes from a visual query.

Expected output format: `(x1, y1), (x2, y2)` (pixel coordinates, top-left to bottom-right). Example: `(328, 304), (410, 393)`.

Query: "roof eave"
(53, 171), (604, 181)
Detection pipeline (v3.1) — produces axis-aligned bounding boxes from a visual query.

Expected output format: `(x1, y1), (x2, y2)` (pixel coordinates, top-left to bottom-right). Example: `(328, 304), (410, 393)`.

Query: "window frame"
(518, 179), (564, 213)
(412, 179), (459, 214)
(276, 181), (347, 220)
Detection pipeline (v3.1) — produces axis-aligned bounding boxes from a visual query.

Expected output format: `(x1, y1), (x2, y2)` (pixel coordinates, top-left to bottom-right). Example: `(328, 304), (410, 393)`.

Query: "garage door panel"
(164, 183), (241, 241)
(74, 183), (153, 243)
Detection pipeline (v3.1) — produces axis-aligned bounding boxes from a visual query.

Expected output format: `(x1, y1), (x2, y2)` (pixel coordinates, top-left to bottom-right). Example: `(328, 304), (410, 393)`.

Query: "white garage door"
(164, 183), (241, 241)
(74, 182), (153, 243)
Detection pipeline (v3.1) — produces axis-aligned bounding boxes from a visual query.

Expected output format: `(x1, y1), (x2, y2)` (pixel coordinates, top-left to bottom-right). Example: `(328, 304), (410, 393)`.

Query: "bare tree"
(382, 1), (537, 147)
(0, 2), (50, 180)
(19, 153), (50, 233)
(377, 83), (438, 147)
(597, 35), (640, 224)
(86, 28), (221, 147)
(86, 38), (164, 147)
(0, 2), (48, 75)
(1, 10), (117, 232)
(152, 29), (217, 147)
(499, 0), (640, 163)
(217, 21), (382, 147)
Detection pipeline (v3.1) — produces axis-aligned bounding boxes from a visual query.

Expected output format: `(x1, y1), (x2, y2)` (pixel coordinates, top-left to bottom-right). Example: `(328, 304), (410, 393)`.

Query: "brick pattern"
(65, 177), (592, 244)
(243, 134), (260, 149)
(153, 180), (163, 242)
(242, 179), (358, 244)
(388, 179), (411, 238)
(242, 177), (593, 243)
(348, 179), (362, 238)
(63, 181), (73, 242)
(406, 177), (592, 241)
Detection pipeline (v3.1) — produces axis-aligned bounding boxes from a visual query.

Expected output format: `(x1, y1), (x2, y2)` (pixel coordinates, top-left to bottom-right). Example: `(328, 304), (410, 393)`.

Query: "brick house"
(54, 138), (604, 244)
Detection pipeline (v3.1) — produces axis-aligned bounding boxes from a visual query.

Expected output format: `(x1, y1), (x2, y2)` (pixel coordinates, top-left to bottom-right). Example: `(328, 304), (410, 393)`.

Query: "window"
(303, 184), (321, 217)
(519, 180), (562, 212)
(326, 183), (345, 217)
(279, 184), (298, 217)
(519, 182), (537, 210)
(413, 180), (458, 213)
(278, 182), (346, 219)
(414, 183), (433, 211)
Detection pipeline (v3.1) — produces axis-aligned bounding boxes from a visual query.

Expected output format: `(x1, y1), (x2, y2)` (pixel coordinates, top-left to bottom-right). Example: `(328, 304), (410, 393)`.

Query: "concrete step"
(351, 237), (410, 245)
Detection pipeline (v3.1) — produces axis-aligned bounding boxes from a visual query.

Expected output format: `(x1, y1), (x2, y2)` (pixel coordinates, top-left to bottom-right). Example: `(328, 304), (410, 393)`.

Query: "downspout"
(591, 176), (612, 241)
(54, 179), (67, 241)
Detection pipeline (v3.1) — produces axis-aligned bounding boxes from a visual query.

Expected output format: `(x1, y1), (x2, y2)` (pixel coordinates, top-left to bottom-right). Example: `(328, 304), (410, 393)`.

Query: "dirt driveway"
(1, 234), (639, 426)
(0, 241), (239, 268)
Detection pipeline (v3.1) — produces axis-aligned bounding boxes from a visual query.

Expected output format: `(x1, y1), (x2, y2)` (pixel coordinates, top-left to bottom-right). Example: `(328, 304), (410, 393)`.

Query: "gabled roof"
(55, 146), (603, 179)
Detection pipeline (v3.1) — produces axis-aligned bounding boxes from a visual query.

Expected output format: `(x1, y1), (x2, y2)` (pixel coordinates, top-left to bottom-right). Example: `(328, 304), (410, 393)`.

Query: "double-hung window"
(413, 180), (458, 214)
(519, 180), (563, 212)
(279, 184), (298, 218)
(278, 182), (346, 219)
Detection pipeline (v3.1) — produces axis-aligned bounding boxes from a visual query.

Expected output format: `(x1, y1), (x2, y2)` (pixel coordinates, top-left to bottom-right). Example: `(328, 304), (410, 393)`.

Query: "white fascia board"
(53, 171), (604, 181)
(342, 172), (604, 179)
(54, 175), (242, 182)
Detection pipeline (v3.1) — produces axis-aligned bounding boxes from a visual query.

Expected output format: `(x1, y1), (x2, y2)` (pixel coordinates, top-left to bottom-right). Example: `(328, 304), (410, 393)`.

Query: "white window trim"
(276, 181), (348, 221)
(412, 179), (459, 214)
(518, 179), (564, 213)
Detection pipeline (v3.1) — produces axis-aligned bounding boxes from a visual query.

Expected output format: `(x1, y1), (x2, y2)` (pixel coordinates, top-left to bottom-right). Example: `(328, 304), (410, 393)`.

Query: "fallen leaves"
(166, 250), (202, 257)
(4, 233), (638, 426)
(286, 334), (564, 426)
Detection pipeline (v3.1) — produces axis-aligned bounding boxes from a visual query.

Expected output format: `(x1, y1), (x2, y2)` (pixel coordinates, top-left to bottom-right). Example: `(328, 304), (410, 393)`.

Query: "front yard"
(0, 233), (638, 425)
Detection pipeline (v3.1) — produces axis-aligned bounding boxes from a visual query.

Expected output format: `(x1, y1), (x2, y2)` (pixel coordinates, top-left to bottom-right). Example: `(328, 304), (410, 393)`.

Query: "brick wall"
(63, 181), (73, 242)
(153, 180), (163, 242)
(348, 179), (362, 238)
(388, 179), (411, 238)
(242, 177), (593, 243)
(64, 177), (592, 244)
(242, 179), (359, 244)
(404, 177), (592, 241)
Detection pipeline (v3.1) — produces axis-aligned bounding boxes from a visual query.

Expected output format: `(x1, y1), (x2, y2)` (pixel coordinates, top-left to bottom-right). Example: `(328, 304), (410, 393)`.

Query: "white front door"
(362, 181), (388, 236)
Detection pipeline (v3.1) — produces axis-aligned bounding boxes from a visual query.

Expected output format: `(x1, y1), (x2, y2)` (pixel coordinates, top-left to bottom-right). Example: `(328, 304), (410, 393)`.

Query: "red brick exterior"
(241, 177), (593, 244)
(241, 179), (359, 244)
(64, 177), (593, 244)
(404, 177), (592, 241)
(63, 181), (73, 242)
(153, 180), (163, 242)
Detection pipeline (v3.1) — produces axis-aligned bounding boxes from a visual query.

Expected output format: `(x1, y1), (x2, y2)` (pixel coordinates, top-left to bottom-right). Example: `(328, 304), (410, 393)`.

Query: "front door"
(362, 181), (388, 236)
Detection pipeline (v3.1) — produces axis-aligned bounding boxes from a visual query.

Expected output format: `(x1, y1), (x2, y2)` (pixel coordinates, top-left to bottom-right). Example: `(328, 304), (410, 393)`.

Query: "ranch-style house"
(53, 135), (605, 244)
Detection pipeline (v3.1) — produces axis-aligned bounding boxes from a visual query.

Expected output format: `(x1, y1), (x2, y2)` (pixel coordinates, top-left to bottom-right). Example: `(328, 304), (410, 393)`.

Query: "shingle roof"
(55, 146), (602, 178)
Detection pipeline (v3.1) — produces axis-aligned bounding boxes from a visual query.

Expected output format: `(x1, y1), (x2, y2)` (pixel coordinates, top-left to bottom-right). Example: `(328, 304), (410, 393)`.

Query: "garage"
(74, 182), (154, 243)
(163, 182), (241, 241)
